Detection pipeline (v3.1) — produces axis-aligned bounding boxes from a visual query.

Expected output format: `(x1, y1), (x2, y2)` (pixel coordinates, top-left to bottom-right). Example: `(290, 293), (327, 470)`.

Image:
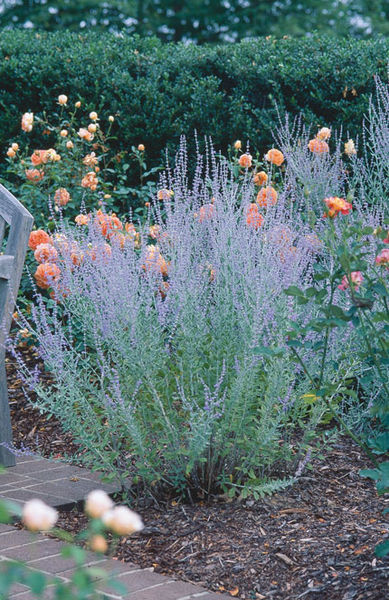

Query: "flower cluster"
(308, 126), (331, 154)
(338, 271), (363, 292)
(4, 96), (146, 230)
(323, 196), (353, 218)
(22, 489), (143, 544)
(85, 490), (143, 537)
(233, 143), (285, 228)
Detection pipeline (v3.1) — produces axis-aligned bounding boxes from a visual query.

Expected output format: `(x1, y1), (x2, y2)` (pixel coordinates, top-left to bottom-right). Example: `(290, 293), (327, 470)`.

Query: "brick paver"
(0, 456), (118, 508)
(0, 457), (229, 600)
(0, 527), (229, 600)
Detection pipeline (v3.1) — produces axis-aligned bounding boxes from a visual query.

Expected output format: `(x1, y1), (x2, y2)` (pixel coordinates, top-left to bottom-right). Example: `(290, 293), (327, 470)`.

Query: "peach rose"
(78, 128), (94, 142)
(253, 171), (268, 186)
(308, 139), (329, 154)
(25, 169), (44, 183)
(256, 186), (278, 208)
(31, 150), (49, 166)
(34, 243), (58, 264)
(90, 535), (108, 553)
(34, 263), (61, 289)
(75, 214), (90, 226)
(21, 112), (34, 132)
(323, 197), (352, 218)
(264, 148), (284, 166)
(29, 229), (52, 250)
(344, 139), (357, 156)
(157, 189), (173, 201)
(317, 127), (331, 141)
(81, 171), (98, 191)
(246, 203), (264, 229)
(238, 153), (252, 168)
(83, 152), (98, 167)
(54, 188), (71, 206)
(142, 245), (168, 277)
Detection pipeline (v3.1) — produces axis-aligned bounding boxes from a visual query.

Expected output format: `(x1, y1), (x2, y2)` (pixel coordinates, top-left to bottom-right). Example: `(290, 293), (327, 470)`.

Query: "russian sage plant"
(10, 142), (341, 501)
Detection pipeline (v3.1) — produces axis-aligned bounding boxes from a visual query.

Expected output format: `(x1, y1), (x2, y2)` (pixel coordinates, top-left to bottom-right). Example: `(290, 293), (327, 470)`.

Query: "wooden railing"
(0, 184), (33, 467)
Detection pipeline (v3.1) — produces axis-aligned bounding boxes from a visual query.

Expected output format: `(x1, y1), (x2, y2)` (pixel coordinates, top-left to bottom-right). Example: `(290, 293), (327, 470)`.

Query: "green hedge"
(0, 31), (388, 178)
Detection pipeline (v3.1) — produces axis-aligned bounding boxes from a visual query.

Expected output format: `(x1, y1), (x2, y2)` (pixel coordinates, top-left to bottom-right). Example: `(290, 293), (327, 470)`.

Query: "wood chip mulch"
(6, 344), (389, 600)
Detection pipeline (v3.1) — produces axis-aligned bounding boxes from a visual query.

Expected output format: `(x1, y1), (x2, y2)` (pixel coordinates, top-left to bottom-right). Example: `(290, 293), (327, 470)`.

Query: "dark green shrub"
(0, 31), (388, 204)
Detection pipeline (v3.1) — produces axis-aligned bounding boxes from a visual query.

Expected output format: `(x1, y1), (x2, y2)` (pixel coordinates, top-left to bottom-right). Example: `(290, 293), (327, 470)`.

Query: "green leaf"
(25, 571), (46, 594)
(375, 538), (389, 558)
(285, 285), (305, 297)
(359, 468), (379, 480)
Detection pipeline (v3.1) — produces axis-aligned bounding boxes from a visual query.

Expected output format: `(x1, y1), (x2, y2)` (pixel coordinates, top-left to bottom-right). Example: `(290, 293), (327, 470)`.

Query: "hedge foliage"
(0, 31), (388, 181)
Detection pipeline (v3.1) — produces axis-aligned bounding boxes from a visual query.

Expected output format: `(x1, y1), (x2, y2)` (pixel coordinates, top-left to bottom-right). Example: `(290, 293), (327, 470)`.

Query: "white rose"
(102, 506), (143, 536)
(85, 490), (114, 519)
(22, 499), (58, 532)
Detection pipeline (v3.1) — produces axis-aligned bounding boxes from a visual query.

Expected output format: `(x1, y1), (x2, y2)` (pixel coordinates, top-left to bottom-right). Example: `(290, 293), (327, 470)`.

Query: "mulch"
(5, 344), (389, 600)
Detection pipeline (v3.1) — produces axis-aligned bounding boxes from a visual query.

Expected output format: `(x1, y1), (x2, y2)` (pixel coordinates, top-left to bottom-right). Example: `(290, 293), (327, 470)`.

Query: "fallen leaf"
(229, 587), (239, 596)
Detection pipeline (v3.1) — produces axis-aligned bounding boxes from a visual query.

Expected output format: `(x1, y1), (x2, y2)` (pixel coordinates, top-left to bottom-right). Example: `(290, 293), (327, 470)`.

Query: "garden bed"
(6, 347), (389, 599)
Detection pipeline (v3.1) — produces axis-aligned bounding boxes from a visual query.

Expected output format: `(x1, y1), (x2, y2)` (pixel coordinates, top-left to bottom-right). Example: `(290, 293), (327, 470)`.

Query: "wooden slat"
(0, 358), (15, 467)
(0, 256), (14, 280)
(0, 183), (33, 467)
(0, 216), (5, 248)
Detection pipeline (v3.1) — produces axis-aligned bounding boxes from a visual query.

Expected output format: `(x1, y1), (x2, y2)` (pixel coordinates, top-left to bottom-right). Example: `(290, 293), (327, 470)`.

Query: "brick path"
(0, 456), (118, 508)
(0, 457), (229, 600)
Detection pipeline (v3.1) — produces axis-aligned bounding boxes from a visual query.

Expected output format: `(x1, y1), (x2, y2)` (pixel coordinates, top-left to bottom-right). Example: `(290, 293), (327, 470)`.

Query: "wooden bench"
(0, 183), (33, 467)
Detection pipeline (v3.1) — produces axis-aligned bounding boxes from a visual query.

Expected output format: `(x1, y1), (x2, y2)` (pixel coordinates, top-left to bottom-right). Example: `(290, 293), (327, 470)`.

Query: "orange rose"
(34, 263), (61, 289)
(238, 153), (252, 168)
(34, 243), (58, 264)
(94, 210), (123, 238)
(29, 229), (52, 250)
(25, 169), (44, 183)
(75, 214), (90, 226)
(323, 197), (352, 218)
(198, 203), (215, 223)
(83, 152), (98, 167)
(157, 189), (173, 201)
(142, 245), (168, 277)
(256, 186), (278, 208)
(49, 284), (69, 303)
(87, 243), (112, 262)
(149, 225), (162, 240)
(78, 128), (94, 142)
(54, 188), (71, 206)
(308, 139), (329, 154)
(31, 150), (49, 166)
(253, 171), (268, 186)
(81, 171), (98, 191)
(264, 149), (284, 166)
(125, 222), (137, 236)
(246, 203), (264, 229)
(70, 247), (84, 266)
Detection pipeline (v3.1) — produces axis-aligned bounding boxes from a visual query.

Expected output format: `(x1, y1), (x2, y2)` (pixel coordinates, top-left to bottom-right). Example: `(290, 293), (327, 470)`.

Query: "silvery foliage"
(13, 81), (389, 498)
